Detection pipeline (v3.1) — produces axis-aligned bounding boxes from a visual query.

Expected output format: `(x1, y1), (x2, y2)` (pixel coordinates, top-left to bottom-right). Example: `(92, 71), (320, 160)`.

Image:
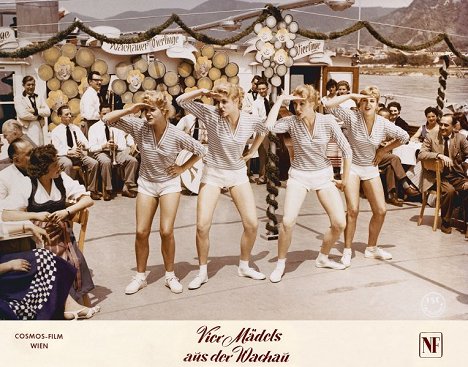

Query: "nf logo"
(419, 332), (443, 358)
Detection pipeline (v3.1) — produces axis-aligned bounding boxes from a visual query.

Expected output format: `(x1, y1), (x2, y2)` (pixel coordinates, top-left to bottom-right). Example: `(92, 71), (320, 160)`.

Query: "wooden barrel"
(111, 79), (127, 95)
(148, 61), (166, 79)
(201, 45), (215, 59)
(38, 64), (54, 81)
(271, 75), (282, 87)
(48, 122), (58, 132)
(224, 62), (239, 77)
(228, 75), (239, 85)
(208, 67), (221, 81)
(47, 78), (61, 91)
(115, 61), (133, 80)
(197, 77), (213, 90)
(177, 62), (193, 78)
(91, 59), (108, 75)
(43, 46), (61, 65)
(185, 86), (198, 93)
(75, 47), (95, 68)
(101, 73), (110, 85)
(133, 91), (145, 103)
(68, 98), (80, 115)
(61, 43), (77, 59)
(163, 71), (179, 87)
(212, 51), (229, 69)
(276, 64), (287, 77)
(121, 91), (134, 104)
(73, 114), (82, 126)
(168, 84), (181, 96)
(61, 79), (79, 98)
(184, 76), (196, 88)
(50, 111), (61, 124)
(156, 84), (167, 92)
(142, 77), (156, 91)
(264, 67), (274, 78)
(71, 66), (87, 82)
(133, 57), (148, 73)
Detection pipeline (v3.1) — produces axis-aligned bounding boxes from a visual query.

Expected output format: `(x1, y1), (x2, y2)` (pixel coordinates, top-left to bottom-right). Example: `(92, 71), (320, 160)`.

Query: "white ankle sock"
(239, 260), (249, 269)
(165, 271), (175, 280)
(199, 264), (208, 277)
(317, 253), (329, 262)
(136, 272), (146, 280)
(343, 248), (352, 255)
(276, 258), (286, 270)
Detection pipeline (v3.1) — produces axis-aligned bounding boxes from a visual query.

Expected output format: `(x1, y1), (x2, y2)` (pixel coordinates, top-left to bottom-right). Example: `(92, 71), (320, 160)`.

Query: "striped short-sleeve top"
(178, 100), (268, 170)
(112, 116), (207, 183)
(270, 113), (352, 171)
(326, 106), (409, 166)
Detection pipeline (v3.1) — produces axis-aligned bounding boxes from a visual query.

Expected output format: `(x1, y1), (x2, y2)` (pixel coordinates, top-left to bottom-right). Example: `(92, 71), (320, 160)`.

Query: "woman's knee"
(331, 217), (346, 233)
(196, 221), (211, 237)
(281, 217), (296, 232)
(159, 226), (174, 240)
(373, 206), (387, 218)
(243, 219), (258, 234)
(346, 207), (359, 220)
(136, 227), (151, 241)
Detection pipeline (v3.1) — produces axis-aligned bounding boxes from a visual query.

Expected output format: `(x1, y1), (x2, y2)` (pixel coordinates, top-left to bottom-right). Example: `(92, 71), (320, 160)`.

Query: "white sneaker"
(188, 274), (208, 290)
(125, 276), (147, 295)
(315, 257), (346, 270)
(341, 251), (352, 268)
(269, 267), (285, 283)
(238, 267), (266, 280)
(165, 276), (183, 294)
(364, 246), (392, 260)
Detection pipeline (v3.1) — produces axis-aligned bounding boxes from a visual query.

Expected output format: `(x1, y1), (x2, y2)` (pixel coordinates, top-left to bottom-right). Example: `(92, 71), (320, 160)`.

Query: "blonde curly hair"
(292, 84), (319, 107)
(212, 81), (244, 109)
(360, 85), (380, 101)
(143, 90), (175, 119)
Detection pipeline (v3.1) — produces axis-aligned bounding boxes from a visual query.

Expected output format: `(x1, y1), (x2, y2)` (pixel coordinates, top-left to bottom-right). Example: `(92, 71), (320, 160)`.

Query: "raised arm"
(321, 93), (366, 108)
(176, 88), (222, 105)
(103, 103), (150, 124)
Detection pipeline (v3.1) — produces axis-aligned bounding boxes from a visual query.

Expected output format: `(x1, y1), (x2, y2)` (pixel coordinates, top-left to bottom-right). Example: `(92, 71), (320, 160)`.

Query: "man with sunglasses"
(80, 71), (103, 137)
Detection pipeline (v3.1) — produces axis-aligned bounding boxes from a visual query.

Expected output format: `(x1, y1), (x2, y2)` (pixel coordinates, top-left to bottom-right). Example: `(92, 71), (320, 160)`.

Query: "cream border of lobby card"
(1, 320), (467, 366)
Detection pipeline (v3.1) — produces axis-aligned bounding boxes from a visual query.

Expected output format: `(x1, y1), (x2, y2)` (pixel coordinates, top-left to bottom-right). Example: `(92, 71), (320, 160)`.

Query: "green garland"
(0, 5), (466, 62)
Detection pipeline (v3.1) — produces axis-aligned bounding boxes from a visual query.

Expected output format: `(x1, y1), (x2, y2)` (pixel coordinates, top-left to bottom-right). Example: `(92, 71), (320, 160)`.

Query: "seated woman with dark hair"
(0, 220), (99, 320)
(2, 144), (96, 303)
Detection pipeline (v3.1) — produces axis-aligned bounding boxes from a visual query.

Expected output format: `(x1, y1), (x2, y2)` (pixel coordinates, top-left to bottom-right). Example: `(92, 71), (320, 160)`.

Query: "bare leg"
(158, 192), (181, 272)
(343, 173), (361, 249)
(134, 193), (159, 272)
(361, 177), (387, 248)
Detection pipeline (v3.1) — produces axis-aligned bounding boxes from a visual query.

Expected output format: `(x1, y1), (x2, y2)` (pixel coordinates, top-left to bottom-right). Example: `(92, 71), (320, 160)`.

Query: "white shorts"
(137, 176), (181, 198)
(288, 166), (334, 192)
(201, 165), (249, 188)
(348, 163), (380, 181)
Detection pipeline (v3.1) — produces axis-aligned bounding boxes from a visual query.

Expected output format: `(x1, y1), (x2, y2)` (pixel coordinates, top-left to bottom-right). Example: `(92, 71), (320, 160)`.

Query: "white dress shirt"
(80, 87), (100, 121)
(176, 114), (207, 142)
(14, 92), (50, 146)
(251, 95), (270, 120)
(0, 164), (30, 200)
(88, 120), (127, 153)
(51, 123), (90, 156)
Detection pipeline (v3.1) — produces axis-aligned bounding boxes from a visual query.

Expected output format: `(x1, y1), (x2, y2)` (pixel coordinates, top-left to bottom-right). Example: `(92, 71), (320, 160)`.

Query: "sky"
(46, 0), (415, 19)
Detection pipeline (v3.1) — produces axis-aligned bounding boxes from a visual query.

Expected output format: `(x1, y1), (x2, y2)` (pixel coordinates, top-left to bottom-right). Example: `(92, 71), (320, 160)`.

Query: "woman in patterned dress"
(265, 85), (352, 283)
(176, 82), (268, 290)
(323, 86), (409, 267)
(103, 91), (207, 295)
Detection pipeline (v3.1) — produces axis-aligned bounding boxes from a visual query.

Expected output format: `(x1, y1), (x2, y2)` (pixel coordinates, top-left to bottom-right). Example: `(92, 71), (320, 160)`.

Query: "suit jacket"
(14, 92), (50, 128)
(395, 116), (410, 133)
(417, 130), (468, 191)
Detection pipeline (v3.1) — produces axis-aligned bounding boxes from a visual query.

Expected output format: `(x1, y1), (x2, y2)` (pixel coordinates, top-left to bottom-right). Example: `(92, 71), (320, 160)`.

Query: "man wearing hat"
(80, 71), (103, 137)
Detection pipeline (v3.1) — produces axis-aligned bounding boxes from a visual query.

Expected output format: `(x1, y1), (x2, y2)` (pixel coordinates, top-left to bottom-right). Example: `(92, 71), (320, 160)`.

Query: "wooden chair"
(417, 159), (442, 231)
(70, 208), (91, 306)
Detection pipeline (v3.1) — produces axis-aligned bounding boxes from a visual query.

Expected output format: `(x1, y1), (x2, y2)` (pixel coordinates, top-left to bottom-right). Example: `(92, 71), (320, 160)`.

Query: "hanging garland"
(0, 6), (466, 62)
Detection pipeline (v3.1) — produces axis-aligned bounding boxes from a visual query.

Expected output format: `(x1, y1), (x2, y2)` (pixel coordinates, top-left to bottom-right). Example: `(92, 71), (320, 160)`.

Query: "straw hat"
(38, 64), (54, 81)
(115, 61), (133, 80)
(142, 77), (156, 91)
(75, 47), (95, 68)
(43, 46), (61, 65)
(177, 61), (193, 78)
(47, 78), (61, 91)
(72, 66), (87, 82)
(68, 98), (80, 115)
(61, 43), (77, 59)
(148, 61), (166, 79)
(61, 79), (79, 98)
(121, 91), (134, 104)
(111, 79), (127, 96)
(91, 59), (108, 75)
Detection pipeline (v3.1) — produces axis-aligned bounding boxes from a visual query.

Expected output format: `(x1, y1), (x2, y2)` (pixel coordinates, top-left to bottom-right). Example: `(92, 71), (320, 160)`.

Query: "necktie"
(28, 95), (38, 116)
(66, 125), (74, 148)
(252, 91), (258, 101)
(264, 98), (271, 115)
(193, 118), (199, 141)
(443, 137), (449, 157)
(105, 124), (110, 141)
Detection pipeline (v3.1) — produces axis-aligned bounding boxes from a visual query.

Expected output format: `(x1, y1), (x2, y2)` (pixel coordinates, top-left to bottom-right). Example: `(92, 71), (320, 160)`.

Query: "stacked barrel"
(40, 45), (110, 130)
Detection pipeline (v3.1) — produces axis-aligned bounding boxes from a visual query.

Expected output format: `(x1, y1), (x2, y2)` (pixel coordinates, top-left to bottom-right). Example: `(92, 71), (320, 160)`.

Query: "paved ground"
(79, 183), (468, 320)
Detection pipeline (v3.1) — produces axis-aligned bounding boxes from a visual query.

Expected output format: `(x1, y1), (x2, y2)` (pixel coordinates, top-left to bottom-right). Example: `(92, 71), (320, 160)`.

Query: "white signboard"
(293, 40), (324, 60)
(0, 28), (16, 47)
(102, 34), (184, 55)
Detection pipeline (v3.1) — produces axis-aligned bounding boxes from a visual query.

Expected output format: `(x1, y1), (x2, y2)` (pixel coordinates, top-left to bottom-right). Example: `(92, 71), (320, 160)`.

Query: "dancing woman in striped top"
(323, 86), (409, 266)
(265, 85), (353, 282)
(103, 91), (207, 295)
(177, 82), (268, 290)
